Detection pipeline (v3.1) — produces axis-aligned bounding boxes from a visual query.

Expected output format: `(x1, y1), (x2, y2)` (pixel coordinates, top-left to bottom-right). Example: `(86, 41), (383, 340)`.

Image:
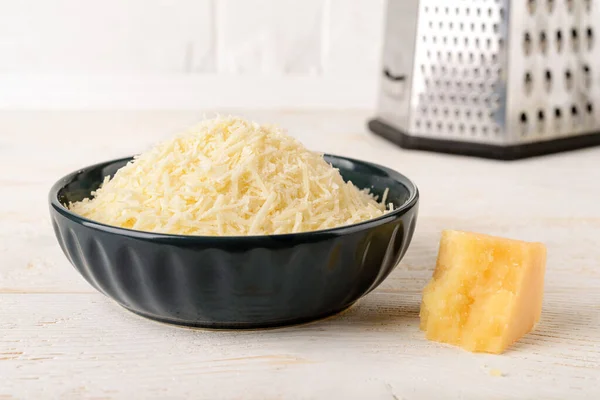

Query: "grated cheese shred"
(69, 116), (392, 236)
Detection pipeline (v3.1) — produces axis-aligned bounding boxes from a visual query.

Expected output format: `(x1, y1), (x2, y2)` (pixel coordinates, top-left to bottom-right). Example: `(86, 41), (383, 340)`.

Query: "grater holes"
(447, 123), (454, 133)
(465, 110), (472, 119)
(499, 38), (505, 50)
(587, 103), (594, 114)
(432, 36), (437, 44)
(556, 30), (563, 52)
(525, 72), (533, 94)
(547, 0), (555, 12)
(482, 126), (489, 136)
(545, 69), (552, 91)
(477, 7), (481, 16)
(566, 0), (573, 13)
(572, 105), (580, 125)
(555, 107), (562, 119)
(459, 22), (464, 32)
(587, 27), (594, 50)
(540, 31), (548, 53)
(470, 125), (477, 135)
(453, 36), (459, 45)
(571, 105), (578, 116)
(482, 23), (486, 32)
(583, 64), (591, 85)
(565, 69), (573, 90)
(528, 0), (536, 14)
(470, 22), (476, 32)
(571, 28), (579, 51)
(499, 8), (505, 20)
(538, 109), (545, 122)
(475, 37), (480, 48)
(493, 23), (499, 34)
(458, 123), (465, 134)
(426, 121), (432, 129)
(486, 38), (492, 49)
(524, 32), (532, 55)
(520, 113), (528, 135)
(464, 37), (469, 46)
(488, 8), (493, 17)
(445, 6), (449, 15)
(520, 112), (528, 124)
(585, 0), (591, 11)
(448, 22), (453, 31)
(443, 108), (450, 117)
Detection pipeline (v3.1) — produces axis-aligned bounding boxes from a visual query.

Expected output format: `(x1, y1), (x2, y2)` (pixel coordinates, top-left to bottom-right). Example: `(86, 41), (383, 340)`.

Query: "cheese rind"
(420, 230), (546, 354)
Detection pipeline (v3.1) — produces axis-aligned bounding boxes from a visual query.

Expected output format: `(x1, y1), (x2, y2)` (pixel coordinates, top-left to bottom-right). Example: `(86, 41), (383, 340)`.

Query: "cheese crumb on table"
(69, 116), (391, 236)
(420, 230), (547, 354)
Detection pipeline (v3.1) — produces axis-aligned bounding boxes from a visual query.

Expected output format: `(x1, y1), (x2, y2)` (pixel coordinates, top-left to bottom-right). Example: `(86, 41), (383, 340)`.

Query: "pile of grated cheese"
(69, 116), (392, 236)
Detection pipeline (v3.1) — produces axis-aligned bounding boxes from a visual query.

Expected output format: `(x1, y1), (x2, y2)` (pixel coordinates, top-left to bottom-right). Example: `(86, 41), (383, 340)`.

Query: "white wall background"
(0, 0), (387, 109)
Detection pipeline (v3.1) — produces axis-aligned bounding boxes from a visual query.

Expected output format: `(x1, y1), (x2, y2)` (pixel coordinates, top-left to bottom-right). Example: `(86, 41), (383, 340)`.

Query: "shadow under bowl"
(49, 154), (419, 329)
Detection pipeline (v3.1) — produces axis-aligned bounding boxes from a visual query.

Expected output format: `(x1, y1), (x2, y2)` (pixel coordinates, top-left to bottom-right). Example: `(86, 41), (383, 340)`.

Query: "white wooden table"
(1, 110), (599, 399)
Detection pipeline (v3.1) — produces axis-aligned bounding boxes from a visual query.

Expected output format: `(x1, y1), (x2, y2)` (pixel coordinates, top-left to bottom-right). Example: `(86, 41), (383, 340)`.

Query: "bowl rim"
(49, 154), (419, 242)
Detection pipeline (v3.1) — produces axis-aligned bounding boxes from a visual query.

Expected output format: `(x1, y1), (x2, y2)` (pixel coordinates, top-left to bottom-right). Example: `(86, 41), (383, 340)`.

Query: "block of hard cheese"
(420, 230), (546, 354)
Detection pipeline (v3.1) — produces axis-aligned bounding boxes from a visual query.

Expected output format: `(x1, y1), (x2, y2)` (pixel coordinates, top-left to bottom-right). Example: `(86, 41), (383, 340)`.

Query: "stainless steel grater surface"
(369, 0), (600, 159)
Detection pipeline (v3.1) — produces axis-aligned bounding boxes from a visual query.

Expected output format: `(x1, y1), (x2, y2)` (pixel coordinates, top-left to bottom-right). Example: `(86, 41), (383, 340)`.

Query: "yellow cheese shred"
(69, 116), (392, 236)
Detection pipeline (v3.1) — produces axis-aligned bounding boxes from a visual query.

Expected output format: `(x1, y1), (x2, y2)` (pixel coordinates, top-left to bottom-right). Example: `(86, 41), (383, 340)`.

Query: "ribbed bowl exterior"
(49, 155), (419, 328)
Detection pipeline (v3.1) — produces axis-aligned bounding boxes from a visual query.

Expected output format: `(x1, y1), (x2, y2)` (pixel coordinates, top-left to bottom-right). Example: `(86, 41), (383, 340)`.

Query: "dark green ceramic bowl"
(49, 155), (419, 328)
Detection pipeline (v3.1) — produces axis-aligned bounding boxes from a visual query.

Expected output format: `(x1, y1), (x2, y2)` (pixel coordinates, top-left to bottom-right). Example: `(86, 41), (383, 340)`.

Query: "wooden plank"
(1, 111), (599, 398)
(0, 292), (598, 399)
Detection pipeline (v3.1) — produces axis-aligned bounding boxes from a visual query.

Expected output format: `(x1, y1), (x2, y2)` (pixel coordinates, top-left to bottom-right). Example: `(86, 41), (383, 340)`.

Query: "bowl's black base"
(368, 118), (600, 160)
(121, 302), (357, 330)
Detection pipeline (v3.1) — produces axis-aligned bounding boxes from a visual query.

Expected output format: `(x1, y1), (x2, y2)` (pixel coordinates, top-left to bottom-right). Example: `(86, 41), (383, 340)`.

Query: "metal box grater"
(369, 0), (600, 159)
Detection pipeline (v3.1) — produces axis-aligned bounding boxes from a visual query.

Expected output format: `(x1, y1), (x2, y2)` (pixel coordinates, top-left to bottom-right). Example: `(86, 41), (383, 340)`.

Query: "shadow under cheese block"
(420, 230), (547, 354)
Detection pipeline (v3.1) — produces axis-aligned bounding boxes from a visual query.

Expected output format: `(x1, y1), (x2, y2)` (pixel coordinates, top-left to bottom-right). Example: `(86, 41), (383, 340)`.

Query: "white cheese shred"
(69, 116), (392, 236)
